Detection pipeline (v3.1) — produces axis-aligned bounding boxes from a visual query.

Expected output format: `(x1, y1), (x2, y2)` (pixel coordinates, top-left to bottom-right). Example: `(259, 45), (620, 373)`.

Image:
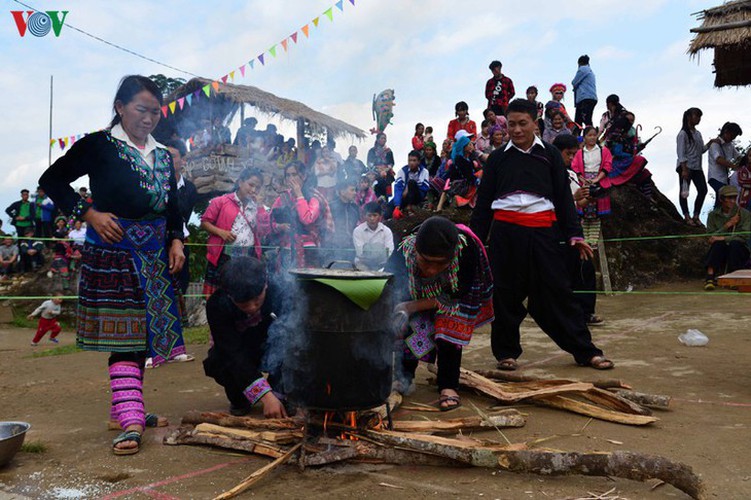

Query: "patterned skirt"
(203, 253), (230, 297)
(77, 218), (185, 366)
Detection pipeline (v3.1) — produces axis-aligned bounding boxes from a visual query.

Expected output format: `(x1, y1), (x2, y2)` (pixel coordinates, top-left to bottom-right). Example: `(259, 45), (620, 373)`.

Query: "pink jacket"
(571, 145), (613, 177)
(201, 193), (269, 266)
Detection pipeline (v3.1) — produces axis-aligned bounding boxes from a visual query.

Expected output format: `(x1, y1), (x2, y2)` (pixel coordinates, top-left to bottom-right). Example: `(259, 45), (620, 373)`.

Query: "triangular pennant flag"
(302, 24), (310, 37)
(58, 138), (65, 149)
(348, 0), (355, 5)
(186, 94), (193, 106)
(70, 135), (76, 145)
(229, 70), (235, 82)
(336, 0), (344, 11)
(258, 53), (265, 65)
(161, 105), (168, 118)
(168, 101), (177, 114)
(313, 17), (320, 27)
(50, 139), (56, 148)
(324, 8), (333, 21)
(239, 65), (246, 77)
(281, 39), (288, 52)
(202, 84), (211, 97)
(211, 81), (219, 92)
(291, 32), (298, 44)
(177, 97), (185, 110)
(269, 45), (277, 58)
(221, 75), (228, 84)
(63, 137), (69, 148)
(249, 59), (255, 69)
(193, 89), (201, 101)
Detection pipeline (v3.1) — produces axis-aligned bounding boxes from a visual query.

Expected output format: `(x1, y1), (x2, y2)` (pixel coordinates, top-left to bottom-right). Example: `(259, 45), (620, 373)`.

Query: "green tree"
(148, 74), (187, 98)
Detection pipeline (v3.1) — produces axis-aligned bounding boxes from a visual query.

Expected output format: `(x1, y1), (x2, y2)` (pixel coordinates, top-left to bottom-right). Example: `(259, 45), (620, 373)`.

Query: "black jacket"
(5, 200), (36, 227)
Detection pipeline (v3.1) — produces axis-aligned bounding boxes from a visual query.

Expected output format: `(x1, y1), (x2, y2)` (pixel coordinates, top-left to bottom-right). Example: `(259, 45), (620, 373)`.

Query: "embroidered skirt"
(77, 218), (185, 365)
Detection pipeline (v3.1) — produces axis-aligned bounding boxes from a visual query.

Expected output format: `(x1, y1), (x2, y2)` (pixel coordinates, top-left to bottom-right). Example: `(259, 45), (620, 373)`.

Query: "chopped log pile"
(165, 370), (701, 500)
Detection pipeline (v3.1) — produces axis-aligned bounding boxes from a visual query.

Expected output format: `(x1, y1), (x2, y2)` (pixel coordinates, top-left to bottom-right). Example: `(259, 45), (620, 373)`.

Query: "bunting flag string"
(51, 0), (357, 151)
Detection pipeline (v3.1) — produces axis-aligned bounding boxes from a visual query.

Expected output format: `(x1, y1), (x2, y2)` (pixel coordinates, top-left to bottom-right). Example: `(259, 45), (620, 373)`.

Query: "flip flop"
(587, 356), (614, 370)
(438, 394), (462, 412)
(496, 358), (518, 371)
(108, 413), (168, 430)
(112, 430), (141, 456)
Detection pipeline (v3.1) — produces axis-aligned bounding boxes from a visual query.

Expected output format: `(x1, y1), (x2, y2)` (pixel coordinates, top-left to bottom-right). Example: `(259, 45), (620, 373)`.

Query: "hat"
(454, 129), (475, 141)
(549, 83), (567, 93)
(719, 185), (739, 198)
(415, 217), (459, 258)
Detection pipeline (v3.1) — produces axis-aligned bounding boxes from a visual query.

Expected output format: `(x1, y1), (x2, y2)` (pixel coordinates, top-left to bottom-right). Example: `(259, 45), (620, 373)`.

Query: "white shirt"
(353, 222), (394, 270)
(31, 300), (61, 320)
(582, 145), (602, 175)
(490, 136), (555, 213)
(110, 123), (165, 169)
(707, 138), (739, 184)
(68, 226), (87, 243)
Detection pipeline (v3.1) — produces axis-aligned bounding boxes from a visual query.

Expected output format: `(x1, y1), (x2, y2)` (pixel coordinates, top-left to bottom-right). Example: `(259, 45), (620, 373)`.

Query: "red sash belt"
(494, 209), (556, 227)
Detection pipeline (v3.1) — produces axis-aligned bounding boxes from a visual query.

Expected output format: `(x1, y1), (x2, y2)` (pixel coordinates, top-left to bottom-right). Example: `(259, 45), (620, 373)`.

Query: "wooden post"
(597, 228), (613, 295)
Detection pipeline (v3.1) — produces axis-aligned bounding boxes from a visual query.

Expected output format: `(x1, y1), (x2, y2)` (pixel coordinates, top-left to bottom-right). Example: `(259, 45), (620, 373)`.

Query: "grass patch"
(27, 344), (82, 358)
(183, 325), (210, 345)
(20, 441), (47, 453)
(11, 314), (35, 329)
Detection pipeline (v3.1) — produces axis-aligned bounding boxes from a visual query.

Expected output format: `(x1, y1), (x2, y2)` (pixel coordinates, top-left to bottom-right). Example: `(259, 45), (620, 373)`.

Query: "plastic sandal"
(112, 430), (141, 456)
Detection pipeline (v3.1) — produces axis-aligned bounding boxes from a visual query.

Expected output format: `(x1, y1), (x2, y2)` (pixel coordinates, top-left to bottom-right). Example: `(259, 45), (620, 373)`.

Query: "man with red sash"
(470, 99), (613, 371)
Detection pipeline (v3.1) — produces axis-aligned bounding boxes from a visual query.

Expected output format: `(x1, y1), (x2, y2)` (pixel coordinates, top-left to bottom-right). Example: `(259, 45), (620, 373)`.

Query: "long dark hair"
(680, 107), (702, 146)
(109, 75), (163, 129)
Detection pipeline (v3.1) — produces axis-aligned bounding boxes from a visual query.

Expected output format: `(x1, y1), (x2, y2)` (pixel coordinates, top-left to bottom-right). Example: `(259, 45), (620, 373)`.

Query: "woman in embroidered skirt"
(201, 168), (270, 296)
(39, 75), (185, 456)
(388, 217), (493, 411)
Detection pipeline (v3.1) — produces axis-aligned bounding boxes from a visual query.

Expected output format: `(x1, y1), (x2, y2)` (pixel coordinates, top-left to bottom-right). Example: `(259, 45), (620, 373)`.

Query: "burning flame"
(326, 383), (332, 396)
(340, 411), (358, 441)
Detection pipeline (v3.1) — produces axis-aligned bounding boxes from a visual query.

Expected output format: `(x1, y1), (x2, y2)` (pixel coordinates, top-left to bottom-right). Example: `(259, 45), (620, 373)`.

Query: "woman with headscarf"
(444, 134), (481, 209)
(545, 83), (576, 132)
(271, 161), (334, 269)
(389, 217), (493, 411)
(201, 168), (270, 296)
(39, 75), (185, 455)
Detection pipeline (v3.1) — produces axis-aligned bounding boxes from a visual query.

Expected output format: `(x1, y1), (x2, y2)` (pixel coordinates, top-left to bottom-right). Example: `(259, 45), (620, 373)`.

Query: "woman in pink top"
(412, 123), (425, 152)
(271, 161), (334, 269)
(201, 168), (270, 296)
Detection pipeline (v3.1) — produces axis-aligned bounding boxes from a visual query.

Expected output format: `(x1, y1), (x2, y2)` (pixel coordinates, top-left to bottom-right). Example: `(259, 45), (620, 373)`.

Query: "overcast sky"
(2, 0), (747, 228)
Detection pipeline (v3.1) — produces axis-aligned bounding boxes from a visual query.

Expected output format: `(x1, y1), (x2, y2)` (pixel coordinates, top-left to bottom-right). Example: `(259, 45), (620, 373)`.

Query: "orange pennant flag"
(212, 81), (220, 92)
(302, 24), (310, 37)
(49, 139), (56, 148)
(281, 39), (288, 52)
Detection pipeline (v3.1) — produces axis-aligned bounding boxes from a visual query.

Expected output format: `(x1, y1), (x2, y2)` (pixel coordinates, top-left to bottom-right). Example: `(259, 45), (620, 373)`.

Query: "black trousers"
(567, 245), (597, 318)
(400, 180), (426, 209)
(109, 352), (147, 368)
(574, 99), (597, 127)
(402, 339), (462, 391)
(205, 364), (253, 409)
(708, 179), (726, 208)
(705, 240), (750, 275)
(489, 222), (603, 365)
(678, 170), (708, 217)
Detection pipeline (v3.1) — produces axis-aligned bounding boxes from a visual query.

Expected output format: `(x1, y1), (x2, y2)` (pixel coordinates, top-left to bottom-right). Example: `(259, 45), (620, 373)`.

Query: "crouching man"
(203, 256), (287, 418)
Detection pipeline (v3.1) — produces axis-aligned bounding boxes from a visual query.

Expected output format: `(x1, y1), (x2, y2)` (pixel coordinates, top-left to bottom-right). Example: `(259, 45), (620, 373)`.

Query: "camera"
(587, 182), (608, 199)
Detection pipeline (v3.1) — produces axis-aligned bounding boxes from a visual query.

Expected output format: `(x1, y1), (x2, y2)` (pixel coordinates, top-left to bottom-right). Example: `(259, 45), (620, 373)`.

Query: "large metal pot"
(284, 265), (395, 411)
(0, 422), (30, 468)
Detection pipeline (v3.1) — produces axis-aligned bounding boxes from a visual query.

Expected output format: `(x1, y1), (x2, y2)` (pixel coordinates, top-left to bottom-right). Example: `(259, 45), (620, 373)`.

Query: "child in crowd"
(476, 119), (493, 154)
(355, 174), (377, 215)
(424, 126), (434, 144)
(412, 123), (425, 153)
(353, 202), (394, 271)
(28, 293), (63, 346)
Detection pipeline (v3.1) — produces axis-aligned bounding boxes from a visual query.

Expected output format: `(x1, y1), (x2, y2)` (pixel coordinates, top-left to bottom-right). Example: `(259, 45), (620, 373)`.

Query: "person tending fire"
(203, 256), (288, 418)
(388, 216), (494, 411)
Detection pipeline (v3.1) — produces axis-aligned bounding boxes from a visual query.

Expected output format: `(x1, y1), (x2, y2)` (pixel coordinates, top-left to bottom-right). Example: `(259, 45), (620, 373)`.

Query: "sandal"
(112, 430), (141, 456)
(167, 354), (195, 363)
(108, 413), (168, 431)
(496, 358), (518, 371)
(438, 394), (462, 412)
(587, 356), (614, 370)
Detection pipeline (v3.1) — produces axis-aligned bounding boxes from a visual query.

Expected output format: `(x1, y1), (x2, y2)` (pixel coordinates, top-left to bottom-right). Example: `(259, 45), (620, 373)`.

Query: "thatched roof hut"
(156, 77), (367, 142)
(689, 0), (751, 87)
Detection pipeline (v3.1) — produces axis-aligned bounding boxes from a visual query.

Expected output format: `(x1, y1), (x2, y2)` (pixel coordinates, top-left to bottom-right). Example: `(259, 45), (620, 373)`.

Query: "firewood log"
(610, 389), (672, 409)
(181, 411), (303, 431)
(392, 411), (525, 433)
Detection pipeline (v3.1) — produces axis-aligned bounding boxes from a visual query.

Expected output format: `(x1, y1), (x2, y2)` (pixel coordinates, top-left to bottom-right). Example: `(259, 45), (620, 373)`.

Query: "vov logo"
(11, 10), (68, 37)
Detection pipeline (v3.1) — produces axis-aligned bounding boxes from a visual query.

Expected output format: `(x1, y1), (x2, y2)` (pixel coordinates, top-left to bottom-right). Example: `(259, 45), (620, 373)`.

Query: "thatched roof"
(158, 77), (367, 141)
(689, 0), (751, 86)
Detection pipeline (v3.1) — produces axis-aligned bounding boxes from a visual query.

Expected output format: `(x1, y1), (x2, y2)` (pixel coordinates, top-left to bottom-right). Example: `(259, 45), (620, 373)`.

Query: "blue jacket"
(392, 165), (429, 207)
(572, 65), (597, 104)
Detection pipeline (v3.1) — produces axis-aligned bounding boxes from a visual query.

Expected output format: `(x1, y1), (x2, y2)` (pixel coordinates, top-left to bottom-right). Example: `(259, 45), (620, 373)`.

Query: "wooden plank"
(195, 422), (303, 444)
(531, 394), (658, 426)
(162, 426), (286, 458)
(392, 411), (526, 433)
(717, 269), (751, 292)
(213, 442), (302, 500)
(182, 411), (303, 431)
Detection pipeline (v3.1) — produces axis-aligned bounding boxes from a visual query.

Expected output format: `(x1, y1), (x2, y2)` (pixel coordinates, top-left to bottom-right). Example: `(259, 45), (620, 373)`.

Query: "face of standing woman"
(115, 90), (161, 146)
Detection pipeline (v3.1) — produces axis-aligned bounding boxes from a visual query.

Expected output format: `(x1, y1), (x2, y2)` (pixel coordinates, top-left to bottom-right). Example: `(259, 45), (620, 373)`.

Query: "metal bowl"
(0, 422), (31, 468)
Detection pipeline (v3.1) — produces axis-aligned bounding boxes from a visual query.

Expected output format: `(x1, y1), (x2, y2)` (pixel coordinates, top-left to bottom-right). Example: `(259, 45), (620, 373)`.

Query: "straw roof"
(161, 77), (367, 140)
(689, 0), (751, 86)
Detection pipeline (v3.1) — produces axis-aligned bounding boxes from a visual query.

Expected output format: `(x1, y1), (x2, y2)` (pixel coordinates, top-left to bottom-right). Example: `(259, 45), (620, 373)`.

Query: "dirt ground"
(1, 280), (750, 500)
